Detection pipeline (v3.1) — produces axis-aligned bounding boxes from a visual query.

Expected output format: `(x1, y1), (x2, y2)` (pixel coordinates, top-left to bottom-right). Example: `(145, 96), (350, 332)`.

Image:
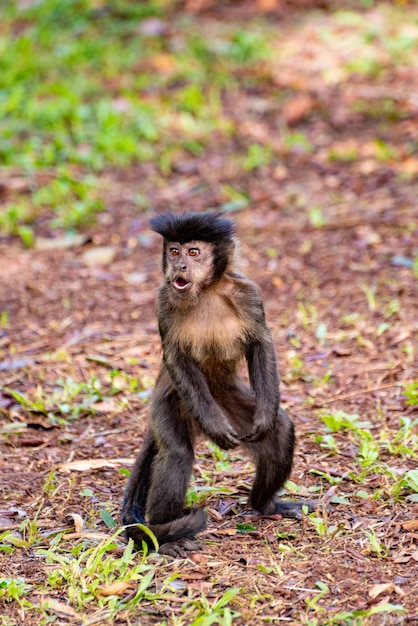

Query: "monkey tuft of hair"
(150, 211), (235, 244)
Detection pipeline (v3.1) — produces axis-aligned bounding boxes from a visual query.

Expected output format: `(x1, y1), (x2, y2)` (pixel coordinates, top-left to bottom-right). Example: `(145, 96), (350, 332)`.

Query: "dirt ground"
(1, 2), (418, 625)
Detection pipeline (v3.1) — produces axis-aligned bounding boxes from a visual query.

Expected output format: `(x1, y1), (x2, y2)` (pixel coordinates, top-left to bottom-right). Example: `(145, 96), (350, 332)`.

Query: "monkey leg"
(145, 422), (207, 555)
(244, 407), (298, 516)
(147, 388), (208, 554)
(122, 388), (207, 553)
(216, 380), (256, 438)
(146, 387), (196, 525)
(245, 408), (319, 518)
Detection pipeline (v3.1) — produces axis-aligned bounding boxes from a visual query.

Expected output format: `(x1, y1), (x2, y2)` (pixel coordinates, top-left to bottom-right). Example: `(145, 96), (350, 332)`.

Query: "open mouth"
(173, 276), (191, 290)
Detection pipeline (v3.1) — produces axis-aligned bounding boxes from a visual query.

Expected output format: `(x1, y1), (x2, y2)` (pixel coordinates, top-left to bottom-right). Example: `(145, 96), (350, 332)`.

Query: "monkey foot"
(159, 538), (204, 558)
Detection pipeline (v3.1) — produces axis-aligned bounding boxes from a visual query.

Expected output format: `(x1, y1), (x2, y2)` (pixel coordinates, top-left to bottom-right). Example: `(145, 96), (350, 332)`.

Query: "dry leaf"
(411, 550), (418, 561)
(213, 528), (237, 536)
(368, 582), (405, 599)
(207, 508), (223, 522)
(272, 165), (288, 181)
(59, 458), (134, 472)
(257, 0), (281, 10)
(82, 246), (117, 266)
(92, 399), (120, 413)
(97, 581), (133, 597)
(239, 120), (271, 144)
(64, 531), (112, 540)
(401, 519), (418, 531)
(400, 156), (418, 175)
(393, 555), (411, 563)
(391, 330), (413, 345)
(151, 54), (176, 73)
(358, 159), (379, 175)
(272, 276), (285, 289)
(369, 583), (394, 599)
(283, 95), (315, 125)
(35, 234), (88, 251)
(42, 597), (79, 619)
(3, 176), (31, 192)
(67, 513), (84, 533)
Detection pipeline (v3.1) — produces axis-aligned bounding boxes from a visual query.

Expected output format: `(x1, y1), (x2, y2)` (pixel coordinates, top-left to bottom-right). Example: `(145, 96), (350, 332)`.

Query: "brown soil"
(1, 3), (417, 625)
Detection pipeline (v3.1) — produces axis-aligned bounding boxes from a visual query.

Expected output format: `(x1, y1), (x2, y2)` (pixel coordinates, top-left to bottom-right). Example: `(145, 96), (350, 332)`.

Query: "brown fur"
(121, 212), (308, 557)
(173, 284), (247, 365)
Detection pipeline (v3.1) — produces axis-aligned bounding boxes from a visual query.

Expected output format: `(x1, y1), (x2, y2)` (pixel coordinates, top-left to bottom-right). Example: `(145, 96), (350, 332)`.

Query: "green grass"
(0, 526), (241, 624)
(0, 0), (278, 241)
(1, 0), (417, 243)
(314, 409), (418, 503)
(1, 2), (417, 623)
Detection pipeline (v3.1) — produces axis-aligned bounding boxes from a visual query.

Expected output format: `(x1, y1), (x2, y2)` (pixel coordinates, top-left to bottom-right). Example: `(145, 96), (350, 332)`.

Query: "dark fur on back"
(150, 211), (235, 244)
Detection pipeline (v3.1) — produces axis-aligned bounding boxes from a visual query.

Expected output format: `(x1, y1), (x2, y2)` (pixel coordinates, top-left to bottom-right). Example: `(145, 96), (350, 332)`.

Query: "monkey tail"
(124, 507), (207, 551)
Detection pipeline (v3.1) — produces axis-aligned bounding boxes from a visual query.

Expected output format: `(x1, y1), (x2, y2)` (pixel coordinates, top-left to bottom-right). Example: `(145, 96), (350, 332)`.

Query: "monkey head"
(150, 212), (236, 298)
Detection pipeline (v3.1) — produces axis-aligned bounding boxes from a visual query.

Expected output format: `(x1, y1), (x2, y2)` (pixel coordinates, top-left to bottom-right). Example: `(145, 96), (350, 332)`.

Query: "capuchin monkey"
(122, 211), (314, 557)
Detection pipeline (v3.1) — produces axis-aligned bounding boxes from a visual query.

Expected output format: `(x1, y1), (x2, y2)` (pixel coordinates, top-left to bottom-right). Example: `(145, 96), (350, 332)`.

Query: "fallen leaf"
(64, 531), (113, 540)
(272, 276), (285, 289)
(151, 54), (176, 73)
(190, 552), (210, 564)
(401, 519), (418, 531)
(257, 0), (281, 10)
(393, 555), (411, 563)
(59, 458), (134, 472)
(208, 508), (223, 522)
(96, 581), (133, 597)
(41, 597), (79, 619)
(358, 159), (379, 175)
(411, 550), (418, 561)
(283, 95), (315, 125)
(368, 582), (405, 599)
(67, 513), (84, 533)
(272, 165), (288, 180)
(35, 234), (89, 251)
(369, 583), (394, 599)
(239, 120), (271, 144)
(82, 246), (117, 266)
(212, 528), (237, 536)
(399, 156), (418, 176)
(93, 400), (120, 413)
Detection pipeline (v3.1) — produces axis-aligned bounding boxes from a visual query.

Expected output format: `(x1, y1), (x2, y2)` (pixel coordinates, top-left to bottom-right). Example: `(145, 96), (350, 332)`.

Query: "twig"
(322, 379), (417, 405)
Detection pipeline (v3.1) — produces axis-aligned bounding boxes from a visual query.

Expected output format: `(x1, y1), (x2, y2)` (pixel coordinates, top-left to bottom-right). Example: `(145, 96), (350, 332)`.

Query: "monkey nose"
(176, 263), (187, 272)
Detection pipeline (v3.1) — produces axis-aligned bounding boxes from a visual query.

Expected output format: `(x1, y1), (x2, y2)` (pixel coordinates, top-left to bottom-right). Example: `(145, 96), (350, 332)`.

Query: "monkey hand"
(240, 411), (273, 443)
(204, 414), (240, 450)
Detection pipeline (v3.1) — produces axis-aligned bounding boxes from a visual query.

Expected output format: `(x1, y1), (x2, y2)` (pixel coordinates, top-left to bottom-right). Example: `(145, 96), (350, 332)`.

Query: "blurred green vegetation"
(1, 0), (417, 239)
(0, 0), (278, 235)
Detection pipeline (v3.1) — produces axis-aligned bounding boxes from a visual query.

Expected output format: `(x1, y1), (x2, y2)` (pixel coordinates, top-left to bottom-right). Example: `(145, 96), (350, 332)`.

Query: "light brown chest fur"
(174, 290), (246, 364)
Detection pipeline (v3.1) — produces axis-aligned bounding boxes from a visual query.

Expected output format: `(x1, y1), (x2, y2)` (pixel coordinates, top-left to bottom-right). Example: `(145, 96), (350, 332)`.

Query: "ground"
(0, 1), (417, 625)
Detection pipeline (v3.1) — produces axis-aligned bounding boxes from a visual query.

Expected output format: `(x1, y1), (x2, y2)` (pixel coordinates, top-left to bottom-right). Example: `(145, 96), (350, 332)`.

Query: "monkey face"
(165, 240), (215, 297)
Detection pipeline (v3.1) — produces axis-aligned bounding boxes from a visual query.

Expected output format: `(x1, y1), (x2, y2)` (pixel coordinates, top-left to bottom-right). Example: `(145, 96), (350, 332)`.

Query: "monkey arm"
(162, 347), (240, 450)
(241, 334), (280, 442)
(223, 277), (280, 443)
(235, 281), (280, 442)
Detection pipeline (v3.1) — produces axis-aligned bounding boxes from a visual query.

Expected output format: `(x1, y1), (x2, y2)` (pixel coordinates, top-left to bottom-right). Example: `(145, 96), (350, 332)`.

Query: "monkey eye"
(169, 247), (180, 256)
(188, 248), (200, 257)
